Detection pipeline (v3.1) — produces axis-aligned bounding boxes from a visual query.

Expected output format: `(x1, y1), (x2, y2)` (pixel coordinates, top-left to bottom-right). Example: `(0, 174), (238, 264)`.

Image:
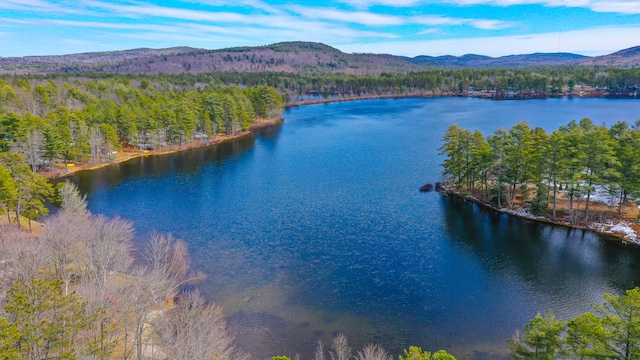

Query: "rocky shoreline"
(438, 185), (640, 246)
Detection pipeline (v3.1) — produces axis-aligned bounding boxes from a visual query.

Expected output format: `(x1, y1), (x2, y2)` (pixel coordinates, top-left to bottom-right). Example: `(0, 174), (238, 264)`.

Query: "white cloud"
(0, 0), (80, 13)
(413, 15), (514, 29)
(469, 19), (514, 29)
(0, 18), (31, 25)
(589, 1), (640, 14)
(286, 6), (514, 30)
(445, 0), (640, 14)
(85, 1), (255, 22)
(417, 28), (441, 34)
(177, 0), (284, 14)
(338, 24), (640, 56)
(287, 6), (405, 26)
(413, 15), (465, 26)
(337, 0), (422, 8)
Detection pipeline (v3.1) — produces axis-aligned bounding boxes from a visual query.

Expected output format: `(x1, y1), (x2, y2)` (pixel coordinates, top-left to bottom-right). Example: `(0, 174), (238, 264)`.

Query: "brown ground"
(470, 187), (640, 242)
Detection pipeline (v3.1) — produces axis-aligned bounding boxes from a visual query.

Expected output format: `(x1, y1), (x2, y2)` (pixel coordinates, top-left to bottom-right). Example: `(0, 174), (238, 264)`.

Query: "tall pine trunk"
(552, 176), (558, 222)
(584, 179), (593, 225)
(568, 193), (574, 225)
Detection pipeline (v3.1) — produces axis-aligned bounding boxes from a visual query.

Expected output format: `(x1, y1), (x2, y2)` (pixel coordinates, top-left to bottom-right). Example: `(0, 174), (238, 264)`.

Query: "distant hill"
(0, 41), (639, 75)
(0, 41), (422, 75)
(577, 46), (640, 68)
(407, 52), (587, 68)
(0, 47), (203, 74)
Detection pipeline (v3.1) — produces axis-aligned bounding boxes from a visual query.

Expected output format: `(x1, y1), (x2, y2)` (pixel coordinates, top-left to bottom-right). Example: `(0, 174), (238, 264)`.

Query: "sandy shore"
(42, 118), (282, 179)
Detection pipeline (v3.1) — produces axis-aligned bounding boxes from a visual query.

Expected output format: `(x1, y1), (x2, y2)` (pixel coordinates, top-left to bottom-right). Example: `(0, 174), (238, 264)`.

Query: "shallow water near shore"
(71, 97), (640, 360)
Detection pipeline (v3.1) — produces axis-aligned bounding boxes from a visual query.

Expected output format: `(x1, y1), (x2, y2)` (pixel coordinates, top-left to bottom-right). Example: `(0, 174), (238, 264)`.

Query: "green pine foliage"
(0, 278), (107, 360)
(0, 77), (284, 168)
(399, 346), (456, 360)
(440, 119), (639, 224)
(511, 288), (640, 359)
(508, 312), (564, 359)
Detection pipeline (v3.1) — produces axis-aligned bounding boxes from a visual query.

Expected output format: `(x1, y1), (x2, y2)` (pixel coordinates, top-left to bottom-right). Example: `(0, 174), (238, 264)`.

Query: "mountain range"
(1, 41), (639, 75)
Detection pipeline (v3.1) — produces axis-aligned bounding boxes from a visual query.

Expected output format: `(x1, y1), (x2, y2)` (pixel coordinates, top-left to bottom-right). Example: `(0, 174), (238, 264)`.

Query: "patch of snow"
(590, 221), (638, 243)
(501, 205), (545, 220)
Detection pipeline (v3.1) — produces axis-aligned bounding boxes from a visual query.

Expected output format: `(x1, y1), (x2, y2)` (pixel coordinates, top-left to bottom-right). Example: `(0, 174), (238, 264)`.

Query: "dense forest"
(4, 67), (640, 110)
(0, 77), (283, 169)
(0, 76), (283, 226)
(180, 68), (640, 98)
(439, 119), (640, 226)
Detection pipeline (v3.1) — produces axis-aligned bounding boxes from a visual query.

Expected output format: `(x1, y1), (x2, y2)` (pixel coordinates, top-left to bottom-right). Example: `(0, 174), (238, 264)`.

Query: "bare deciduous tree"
(142, 232), (194, 301)
(356, 344), (391, 360)
(331, 333), (352, 360)
(0, 226), (48, 284)
(159, 290), (246, 360)
(316, 340), (327, 360)
(41, 211), (90, 294)
(10, 129), (45, 172)
(84, 215), (134, 297)
(118, 234), (200, 360)
(89, 127), (107, 165)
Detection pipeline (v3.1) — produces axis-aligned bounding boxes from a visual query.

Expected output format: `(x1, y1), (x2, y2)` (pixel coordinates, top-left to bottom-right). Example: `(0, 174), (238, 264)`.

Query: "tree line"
(199, 67), (640, 98)
(0, 77), (283, 171)
(439, 119), (640, 225)
(5, 67), (640, 110)
(74, 67), (640, 102)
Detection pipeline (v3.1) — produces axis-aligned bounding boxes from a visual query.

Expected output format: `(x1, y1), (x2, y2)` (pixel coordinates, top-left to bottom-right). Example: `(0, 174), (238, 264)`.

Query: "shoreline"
(285, 93), (440, 108)
(285, 91), (639, 108)
(46, 94), (638, 179)
(45, 118), (283, 179)
(442, 188), (640, 247)
(41, 97), (640, 247)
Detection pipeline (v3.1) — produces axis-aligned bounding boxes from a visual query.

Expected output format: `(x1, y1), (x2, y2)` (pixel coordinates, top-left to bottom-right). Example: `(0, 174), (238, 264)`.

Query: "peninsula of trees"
(439, 119), (640, 233)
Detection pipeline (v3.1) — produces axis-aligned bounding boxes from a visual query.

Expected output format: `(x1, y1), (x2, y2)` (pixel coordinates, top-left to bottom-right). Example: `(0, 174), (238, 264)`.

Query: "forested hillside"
(0, 77), (283, 170)
(2, 42), (640, 76)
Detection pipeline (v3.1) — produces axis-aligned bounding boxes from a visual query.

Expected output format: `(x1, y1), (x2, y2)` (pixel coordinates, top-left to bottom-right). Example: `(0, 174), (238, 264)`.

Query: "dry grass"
(0, 212), (44, 236)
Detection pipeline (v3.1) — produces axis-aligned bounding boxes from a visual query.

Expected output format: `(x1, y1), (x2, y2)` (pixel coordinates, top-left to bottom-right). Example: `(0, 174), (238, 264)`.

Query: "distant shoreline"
(285, 91), (638, 108)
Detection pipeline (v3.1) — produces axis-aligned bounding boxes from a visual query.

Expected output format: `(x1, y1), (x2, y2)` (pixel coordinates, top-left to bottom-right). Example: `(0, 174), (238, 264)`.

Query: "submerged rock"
(419, 183), (434, 192)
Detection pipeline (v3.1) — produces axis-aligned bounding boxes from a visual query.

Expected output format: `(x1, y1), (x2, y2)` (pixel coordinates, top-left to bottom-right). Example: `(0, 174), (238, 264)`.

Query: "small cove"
(71, 97), (640, 360)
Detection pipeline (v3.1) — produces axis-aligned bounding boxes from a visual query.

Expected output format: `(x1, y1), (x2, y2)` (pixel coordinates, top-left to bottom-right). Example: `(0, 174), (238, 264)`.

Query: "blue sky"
(1, 0), (640, 57)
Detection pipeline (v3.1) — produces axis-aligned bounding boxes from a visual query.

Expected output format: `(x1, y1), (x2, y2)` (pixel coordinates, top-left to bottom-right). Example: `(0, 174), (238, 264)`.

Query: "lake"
(71, 97), (640, 360)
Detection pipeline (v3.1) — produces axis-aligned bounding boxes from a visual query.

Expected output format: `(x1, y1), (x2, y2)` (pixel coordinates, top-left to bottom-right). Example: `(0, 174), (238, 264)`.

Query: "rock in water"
(419, 183), (434, 192)
(435, 182), (445, 192)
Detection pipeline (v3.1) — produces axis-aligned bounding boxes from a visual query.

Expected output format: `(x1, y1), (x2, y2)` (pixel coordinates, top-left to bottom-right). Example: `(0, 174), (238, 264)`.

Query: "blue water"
(72, 97), (640, 360)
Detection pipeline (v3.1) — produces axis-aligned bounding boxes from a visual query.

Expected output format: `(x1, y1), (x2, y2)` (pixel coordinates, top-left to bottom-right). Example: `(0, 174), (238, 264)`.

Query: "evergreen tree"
(508, 311), (564, 360)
